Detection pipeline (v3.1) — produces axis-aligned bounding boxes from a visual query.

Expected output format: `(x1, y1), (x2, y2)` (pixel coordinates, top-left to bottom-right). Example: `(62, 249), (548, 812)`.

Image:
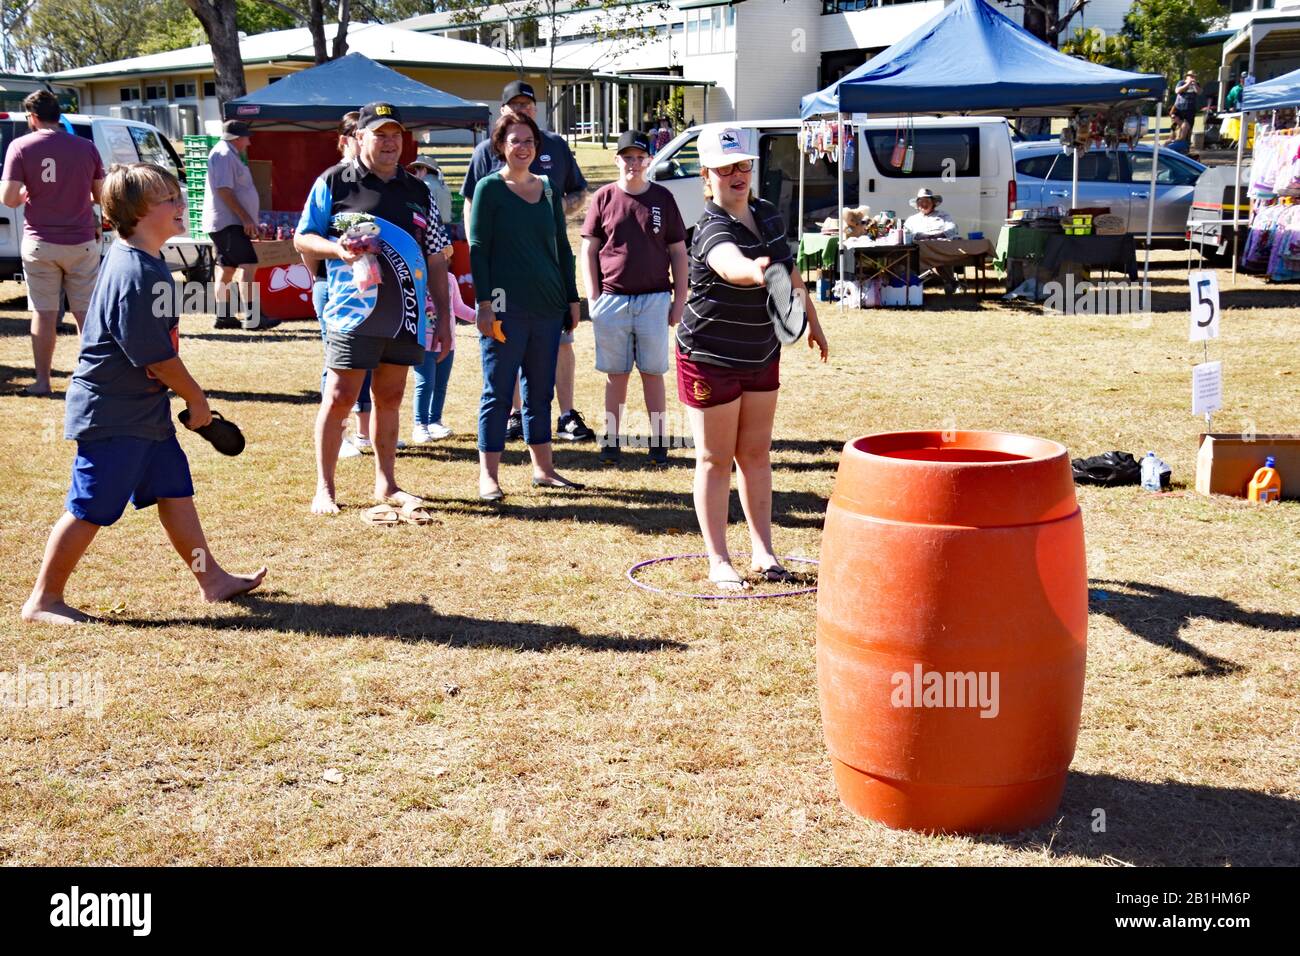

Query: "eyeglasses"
(618, 154), (650, 165)
(506, 137), (536, 149)
(710, 160), (753, 176)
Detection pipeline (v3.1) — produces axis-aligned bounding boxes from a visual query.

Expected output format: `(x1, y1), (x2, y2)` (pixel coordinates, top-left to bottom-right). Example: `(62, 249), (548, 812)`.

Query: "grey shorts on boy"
(590, 291), (671, 376)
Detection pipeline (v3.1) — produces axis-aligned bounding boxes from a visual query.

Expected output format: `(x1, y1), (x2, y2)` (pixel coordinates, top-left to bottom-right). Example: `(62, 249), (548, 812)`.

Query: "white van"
(0, 112), (191, 282)
(649, 117), (1016, 244)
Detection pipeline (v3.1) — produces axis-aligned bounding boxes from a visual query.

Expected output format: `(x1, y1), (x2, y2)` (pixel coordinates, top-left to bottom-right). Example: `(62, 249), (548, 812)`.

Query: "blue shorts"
(65, 435), (194, 527)
(591, 291), (672, 375)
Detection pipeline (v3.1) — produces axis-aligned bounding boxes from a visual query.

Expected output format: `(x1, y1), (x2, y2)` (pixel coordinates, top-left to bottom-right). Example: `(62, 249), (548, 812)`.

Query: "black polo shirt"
(677, 197), (792, 369)
(298, 158), (449, 339)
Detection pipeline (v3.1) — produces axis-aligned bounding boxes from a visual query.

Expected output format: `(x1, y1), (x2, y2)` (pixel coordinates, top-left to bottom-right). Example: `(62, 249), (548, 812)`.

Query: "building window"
(144, 83), (167, 100)
(687, 14), (699, 55)
(173, 82), (196, 99)
(203, 81), (217, 97)
(119, 87), (141, 102)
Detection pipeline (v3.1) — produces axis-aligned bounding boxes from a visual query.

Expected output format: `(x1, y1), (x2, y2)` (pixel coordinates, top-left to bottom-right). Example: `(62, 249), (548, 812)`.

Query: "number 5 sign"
(1189, 270), (1220, 342)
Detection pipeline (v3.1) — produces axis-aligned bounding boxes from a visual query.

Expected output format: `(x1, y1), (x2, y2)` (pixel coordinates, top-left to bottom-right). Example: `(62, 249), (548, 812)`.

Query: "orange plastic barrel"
(816, 430), (1088, 833)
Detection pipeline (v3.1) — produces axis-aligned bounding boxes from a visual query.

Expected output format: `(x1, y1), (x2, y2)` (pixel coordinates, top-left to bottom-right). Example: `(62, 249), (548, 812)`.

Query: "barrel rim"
(846, 430), (1068, 467)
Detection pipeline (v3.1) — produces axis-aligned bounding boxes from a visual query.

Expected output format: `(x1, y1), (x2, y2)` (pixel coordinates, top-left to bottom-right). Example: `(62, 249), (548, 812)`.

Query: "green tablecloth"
(797, 233), (840, 272)
(993, 225), (1052, 273)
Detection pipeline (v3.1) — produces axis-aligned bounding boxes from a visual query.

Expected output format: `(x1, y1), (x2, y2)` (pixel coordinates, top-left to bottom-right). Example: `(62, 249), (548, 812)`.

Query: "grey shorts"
(324, 330), (424, 370)
(591, 291), (671, 375)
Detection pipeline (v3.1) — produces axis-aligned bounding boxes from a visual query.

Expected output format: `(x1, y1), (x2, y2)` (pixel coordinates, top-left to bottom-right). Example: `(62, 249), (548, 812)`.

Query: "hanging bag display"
(902, 115), (915, 174)
(890, 118), (906, 168)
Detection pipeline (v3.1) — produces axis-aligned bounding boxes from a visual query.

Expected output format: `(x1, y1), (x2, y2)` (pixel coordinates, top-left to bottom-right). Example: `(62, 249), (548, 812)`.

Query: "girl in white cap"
(676, 124), (828, 589)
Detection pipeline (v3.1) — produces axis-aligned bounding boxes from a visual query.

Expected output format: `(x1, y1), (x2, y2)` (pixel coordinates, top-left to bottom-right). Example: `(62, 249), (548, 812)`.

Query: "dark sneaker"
(213, 317), (241, 330)
(505, 410), (523, 442)
(556, 409), (595, 442)
(647, 443), (669, 467)
(599, 442), (622, 466)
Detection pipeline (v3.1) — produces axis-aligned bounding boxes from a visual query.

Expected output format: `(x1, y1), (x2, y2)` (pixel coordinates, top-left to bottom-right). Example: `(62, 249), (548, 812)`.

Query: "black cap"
(501, 80), (536, 105)
(357, 102), (405, 132)
(616, 129), (652, 155)
(221, 120), (252, 140)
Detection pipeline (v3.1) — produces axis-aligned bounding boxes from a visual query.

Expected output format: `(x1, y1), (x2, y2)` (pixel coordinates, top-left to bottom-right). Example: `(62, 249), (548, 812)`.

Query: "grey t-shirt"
(460, 128), (587, 202)
(202, 140), (259, 232)
(65, 241), (179, 442)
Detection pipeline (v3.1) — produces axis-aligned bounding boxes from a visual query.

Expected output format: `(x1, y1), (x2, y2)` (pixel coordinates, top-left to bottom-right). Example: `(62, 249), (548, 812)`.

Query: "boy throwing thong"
(581, 130), (688, 466)
(22, 163), (266, 625)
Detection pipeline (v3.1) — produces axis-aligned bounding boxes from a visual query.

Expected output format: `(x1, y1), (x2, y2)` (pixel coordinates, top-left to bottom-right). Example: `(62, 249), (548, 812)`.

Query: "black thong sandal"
(179, 409), (246, 456)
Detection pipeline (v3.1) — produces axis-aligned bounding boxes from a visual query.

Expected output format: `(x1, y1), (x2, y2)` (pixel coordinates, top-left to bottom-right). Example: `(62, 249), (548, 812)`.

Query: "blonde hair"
(102, 163), (180, 238)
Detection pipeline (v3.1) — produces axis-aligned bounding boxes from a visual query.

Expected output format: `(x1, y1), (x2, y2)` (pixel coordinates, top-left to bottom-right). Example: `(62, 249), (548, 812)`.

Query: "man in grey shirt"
(203, 120), (269, 330)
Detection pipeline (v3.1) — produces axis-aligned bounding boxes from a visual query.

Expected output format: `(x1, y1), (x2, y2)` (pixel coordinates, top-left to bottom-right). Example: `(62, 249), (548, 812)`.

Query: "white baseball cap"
(696, 124), (759, 168)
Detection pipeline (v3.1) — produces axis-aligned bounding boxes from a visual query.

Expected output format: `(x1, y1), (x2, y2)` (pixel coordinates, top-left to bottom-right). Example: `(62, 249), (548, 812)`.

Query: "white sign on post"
(1189, 270), (1220, 342)
(1192, 361), (1223, 417)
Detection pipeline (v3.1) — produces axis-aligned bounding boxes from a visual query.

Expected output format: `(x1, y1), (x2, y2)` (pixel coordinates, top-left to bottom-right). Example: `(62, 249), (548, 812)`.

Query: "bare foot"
(378, 489), (425, 509)
(709, 561), (747, 591)
(311, 488), (340, 515)
(23, 382), (52, 397)
(21, 598), (92, 624)
(202, 567), (267, 603)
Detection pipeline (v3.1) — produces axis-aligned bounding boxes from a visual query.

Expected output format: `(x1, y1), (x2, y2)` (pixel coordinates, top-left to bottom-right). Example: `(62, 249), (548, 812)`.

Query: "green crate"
(184, 134), (219, 153)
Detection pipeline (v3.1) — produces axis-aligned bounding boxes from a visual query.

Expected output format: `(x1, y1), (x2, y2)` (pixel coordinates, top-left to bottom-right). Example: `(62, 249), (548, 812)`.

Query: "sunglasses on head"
(710, 160), (753, 176)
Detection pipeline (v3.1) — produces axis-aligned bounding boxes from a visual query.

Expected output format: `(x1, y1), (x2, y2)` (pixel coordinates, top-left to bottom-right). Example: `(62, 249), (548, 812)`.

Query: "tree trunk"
(183, 0), (245, 107)
(308, 0), (328, 64)
(332, 0), (351, 60)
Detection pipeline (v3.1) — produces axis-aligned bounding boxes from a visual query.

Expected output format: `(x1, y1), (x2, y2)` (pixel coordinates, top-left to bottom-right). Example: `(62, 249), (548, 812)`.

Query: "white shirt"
(904, 207), (957, 239)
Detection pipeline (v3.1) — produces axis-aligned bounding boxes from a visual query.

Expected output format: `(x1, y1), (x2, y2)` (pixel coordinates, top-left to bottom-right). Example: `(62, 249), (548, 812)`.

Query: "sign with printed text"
(1189, 270), (1220, 342)
(1192, 361), (1223, 417)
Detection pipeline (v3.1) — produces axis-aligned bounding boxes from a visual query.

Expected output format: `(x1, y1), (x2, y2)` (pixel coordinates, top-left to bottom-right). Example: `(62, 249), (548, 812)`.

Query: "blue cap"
(1265, 456), (1275, 467)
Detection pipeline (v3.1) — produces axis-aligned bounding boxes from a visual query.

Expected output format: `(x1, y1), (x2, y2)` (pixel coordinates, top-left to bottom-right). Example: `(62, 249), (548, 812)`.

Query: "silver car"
(1013, 143), (1205, 241)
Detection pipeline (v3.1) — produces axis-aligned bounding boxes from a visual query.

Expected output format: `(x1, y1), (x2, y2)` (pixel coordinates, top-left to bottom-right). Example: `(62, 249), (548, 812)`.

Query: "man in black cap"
(295, 102), (453, 517)
(203, 119), (269, 330)
(462, 80), (594, 443)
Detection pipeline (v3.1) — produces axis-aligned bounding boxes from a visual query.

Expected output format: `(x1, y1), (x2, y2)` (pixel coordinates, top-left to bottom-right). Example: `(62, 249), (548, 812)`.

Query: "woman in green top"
(470, 110), (583, 501)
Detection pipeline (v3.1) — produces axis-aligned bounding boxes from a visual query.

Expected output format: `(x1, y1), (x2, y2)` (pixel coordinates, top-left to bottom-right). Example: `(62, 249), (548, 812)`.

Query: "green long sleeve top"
(469, 171), (579, 317)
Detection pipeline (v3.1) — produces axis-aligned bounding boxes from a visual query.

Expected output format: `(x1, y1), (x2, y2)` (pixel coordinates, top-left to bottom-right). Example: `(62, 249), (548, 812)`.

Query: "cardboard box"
(250, 239), (300, 269)
(248, 159), (273, 213)
(1195, 434), (1300, 500)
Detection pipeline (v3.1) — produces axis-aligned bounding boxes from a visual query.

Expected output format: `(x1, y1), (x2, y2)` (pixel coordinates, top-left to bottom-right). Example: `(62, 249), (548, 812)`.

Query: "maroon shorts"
(676, 352), (780, 409)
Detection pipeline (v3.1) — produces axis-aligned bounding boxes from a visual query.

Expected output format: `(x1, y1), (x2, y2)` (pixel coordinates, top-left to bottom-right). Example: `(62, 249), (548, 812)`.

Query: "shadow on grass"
(182, 329), (323, 344)
(422, 482), (827, 533)
(991, 770), (1300, 866)
(1089, 579), (1300, 678)
(205, 388), (322, 406)
(118, 593), (687, 653)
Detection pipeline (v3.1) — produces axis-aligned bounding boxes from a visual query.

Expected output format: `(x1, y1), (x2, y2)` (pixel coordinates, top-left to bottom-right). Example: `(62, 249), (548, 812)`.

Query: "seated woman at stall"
(905, 188), (961, 294)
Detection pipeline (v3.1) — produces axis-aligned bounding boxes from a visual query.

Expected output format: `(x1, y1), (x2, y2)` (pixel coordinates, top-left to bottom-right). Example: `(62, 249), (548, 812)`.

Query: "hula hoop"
(626, 553), (819, 600)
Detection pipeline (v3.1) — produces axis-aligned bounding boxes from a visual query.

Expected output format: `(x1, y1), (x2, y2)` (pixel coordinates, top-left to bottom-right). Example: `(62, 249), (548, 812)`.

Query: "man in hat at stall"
(204, 120), (273, 330)
(905, 188), (961, 295)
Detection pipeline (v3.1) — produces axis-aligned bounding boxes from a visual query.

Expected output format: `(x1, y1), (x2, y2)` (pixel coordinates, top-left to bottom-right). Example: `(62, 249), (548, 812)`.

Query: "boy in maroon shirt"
(580, 130), (688, 466)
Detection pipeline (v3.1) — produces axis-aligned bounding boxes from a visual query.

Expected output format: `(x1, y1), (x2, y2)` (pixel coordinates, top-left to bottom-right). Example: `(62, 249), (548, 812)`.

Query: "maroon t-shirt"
(581, 181), (686, 295)
(2, 129), (104, 244)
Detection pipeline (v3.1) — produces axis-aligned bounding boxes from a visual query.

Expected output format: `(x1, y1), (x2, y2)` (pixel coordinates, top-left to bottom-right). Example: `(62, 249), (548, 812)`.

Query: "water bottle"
(1140, 451), (1161, 492)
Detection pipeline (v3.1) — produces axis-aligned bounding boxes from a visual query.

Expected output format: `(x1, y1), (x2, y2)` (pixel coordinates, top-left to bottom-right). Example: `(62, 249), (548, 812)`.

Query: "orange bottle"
(1247, 456), (1282, 503)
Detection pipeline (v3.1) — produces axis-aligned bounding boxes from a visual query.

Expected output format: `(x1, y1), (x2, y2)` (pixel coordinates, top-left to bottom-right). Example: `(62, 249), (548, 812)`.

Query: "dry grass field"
(0, 204), (1296, 865)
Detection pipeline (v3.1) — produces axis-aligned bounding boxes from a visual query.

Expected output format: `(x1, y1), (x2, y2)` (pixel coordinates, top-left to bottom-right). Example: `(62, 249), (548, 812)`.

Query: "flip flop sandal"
(361, 504), (402, 527)
(179, 409), (246, 456)
(764, 262), (806, 345)
(753, 565), (796, 583)
(531, 477), (585, 490)
(379, 497), (438, 526)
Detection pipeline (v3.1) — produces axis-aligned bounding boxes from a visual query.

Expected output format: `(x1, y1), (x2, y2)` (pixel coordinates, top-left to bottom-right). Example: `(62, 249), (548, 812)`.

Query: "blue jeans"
(314, 278), (372, 413)
(477, 311), (564, 452)
(412, 348), (455, 426)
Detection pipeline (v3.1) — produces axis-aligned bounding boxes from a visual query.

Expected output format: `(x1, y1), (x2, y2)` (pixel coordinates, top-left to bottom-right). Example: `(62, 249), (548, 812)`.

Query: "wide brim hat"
(909, 188), (943, 208)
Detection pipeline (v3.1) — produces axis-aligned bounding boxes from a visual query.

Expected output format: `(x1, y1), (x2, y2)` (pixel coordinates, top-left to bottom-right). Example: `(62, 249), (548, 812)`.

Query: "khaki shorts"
(21, 236), (101, 314)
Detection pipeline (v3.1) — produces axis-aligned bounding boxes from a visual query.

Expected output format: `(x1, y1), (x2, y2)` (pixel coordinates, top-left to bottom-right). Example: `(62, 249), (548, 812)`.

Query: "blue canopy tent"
(224, 53), (490, 128)
(798, 0), (1168, 292)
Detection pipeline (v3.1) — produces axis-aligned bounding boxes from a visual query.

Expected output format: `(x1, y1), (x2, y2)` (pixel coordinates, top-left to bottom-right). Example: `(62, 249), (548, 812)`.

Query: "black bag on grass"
(1071, 451), (1141, 487)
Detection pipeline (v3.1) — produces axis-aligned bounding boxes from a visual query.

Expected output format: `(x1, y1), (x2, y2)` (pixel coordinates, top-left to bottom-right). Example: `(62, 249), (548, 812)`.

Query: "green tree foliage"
(1121, 0), (1225, 82)
(1060, 25), (1131, 67)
